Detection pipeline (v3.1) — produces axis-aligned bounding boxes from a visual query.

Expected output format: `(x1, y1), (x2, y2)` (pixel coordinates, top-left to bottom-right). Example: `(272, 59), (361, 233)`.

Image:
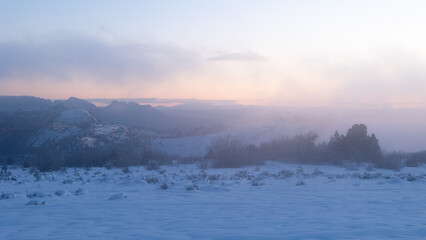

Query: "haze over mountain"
(1, 96), (426, 153)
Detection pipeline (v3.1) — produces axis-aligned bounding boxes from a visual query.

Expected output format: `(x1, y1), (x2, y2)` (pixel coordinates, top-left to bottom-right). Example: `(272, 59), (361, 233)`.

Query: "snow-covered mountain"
(94, 100), (172, 131)
(0, 97), (140, 156)
(0, 96), (53, 112)
(0, 96), (308, 161)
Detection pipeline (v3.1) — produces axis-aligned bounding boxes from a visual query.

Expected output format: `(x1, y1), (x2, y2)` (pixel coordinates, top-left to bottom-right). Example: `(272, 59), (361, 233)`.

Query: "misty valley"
(1, 96), (426, 239)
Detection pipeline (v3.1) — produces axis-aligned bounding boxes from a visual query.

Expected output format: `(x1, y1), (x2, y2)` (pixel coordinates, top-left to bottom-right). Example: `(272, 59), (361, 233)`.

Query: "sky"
(1, 0), (426, 107)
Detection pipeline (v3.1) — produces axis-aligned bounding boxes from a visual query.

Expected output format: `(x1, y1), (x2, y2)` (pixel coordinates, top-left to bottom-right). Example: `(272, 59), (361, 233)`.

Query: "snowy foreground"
(1, 163), (426, 240)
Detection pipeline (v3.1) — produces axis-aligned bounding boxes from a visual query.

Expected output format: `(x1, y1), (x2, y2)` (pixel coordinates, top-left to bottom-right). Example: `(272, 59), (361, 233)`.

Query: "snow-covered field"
(1, 163), (425, 240)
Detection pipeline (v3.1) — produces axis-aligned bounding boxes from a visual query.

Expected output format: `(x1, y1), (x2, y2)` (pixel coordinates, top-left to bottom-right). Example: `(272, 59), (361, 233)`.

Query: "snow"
(1, 163), (425, 239)
(108, 193), (128, 200)
(81, 137), (96, 148)
(55, 109), (96, 126)
(28, 122), (130, 149)
(29, 126), (82, 148)
(89, 123), (129, 141)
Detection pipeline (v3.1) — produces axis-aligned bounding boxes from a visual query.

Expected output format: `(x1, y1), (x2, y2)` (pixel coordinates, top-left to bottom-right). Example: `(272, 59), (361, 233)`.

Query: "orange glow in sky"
(1, 1), (426, 108)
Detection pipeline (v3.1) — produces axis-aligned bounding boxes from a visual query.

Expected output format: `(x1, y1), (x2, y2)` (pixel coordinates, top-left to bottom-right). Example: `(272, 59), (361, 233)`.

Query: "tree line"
(206, 123), (419, 169)
(2, 123), (426, 171)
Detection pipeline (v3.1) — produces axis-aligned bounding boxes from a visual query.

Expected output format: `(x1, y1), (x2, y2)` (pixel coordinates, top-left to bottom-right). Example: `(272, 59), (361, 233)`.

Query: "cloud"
(209, 51), (266, 62)
(0, 34), (200, 83)
(86, 97), (239, 108)
(265, 47), (426, 108)
(330, 48), (426, 107)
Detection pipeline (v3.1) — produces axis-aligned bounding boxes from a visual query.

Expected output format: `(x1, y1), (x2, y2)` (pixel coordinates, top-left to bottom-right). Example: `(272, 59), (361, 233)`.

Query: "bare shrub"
(296, 180), (305, 186)
(145, 160), (160, 171)
(313, 168), (323, 176)
(376, 152), (406, 171)
(406, 151), (426, 167)
(277, 169), (294, 178)
(251, 179), (264, 186)
(207, 136), (261, 168)
(208, 174), (221, 181)
(365, 164), (375, 171)
(343, 161), (359, 171)
(144, 177), (159, 184)
(197, 159), (210, 170)
(122, 166), (131, 174)
(186, 184), (199, 191)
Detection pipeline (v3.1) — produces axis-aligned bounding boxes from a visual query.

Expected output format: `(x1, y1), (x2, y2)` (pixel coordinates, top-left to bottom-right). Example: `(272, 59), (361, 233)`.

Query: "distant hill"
(56, 97), (97, 112)
(0, 96), (174, 131)
(0, 96), (243, 157)
(0, 96), (53, 112)
(93, 100), (173, 131)
(0, 96), (135, 157)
